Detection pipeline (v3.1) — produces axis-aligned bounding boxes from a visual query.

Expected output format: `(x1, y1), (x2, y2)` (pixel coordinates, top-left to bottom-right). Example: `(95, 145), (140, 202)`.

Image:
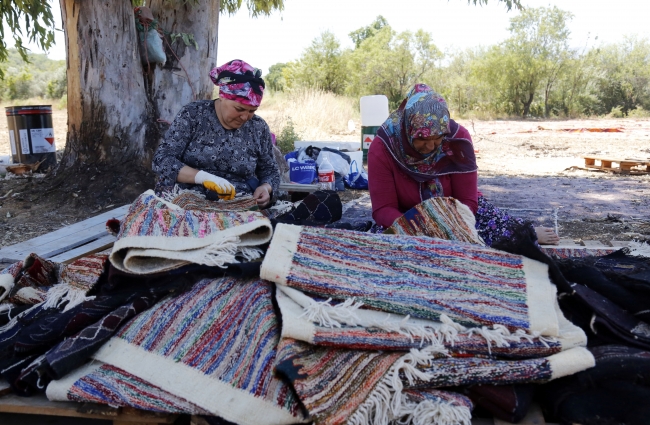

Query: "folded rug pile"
(261, 224), (595, 425)
(109, 190), (273, 274)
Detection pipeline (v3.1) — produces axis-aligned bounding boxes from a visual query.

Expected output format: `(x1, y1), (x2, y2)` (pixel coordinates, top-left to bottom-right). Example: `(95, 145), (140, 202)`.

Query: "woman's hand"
(194, 170), (236, 200)
(253, 183), (272, 208)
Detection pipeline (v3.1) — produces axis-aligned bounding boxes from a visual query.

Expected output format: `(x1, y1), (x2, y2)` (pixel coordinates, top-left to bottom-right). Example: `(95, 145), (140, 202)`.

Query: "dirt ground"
(0, 114), (649, 249)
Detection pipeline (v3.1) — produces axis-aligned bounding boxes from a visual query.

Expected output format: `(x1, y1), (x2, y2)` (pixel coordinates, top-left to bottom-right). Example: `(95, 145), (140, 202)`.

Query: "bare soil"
(1, 114), (649, 250)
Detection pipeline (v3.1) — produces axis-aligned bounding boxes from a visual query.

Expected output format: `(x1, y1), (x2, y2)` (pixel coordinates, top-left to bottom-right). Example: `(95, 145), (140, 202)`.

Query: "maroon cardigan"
(368, 129), (478, 228)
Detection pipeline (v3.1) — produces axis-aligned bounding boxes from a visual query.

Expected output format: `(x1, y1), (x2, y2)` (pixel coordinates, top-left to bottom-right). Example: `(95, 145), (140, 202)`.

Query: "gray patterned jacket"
(152, 100), (280, 199)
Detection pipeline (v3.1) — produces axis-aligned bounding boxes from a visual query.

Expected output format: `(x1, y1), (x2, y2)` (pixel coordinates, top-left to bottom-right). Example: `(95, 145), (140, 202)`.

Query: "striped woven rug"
(50, 277), (305, 425)
(384, 197), (483, 245)
(262, 224), (559, 334)
(109, 190), (273, 274)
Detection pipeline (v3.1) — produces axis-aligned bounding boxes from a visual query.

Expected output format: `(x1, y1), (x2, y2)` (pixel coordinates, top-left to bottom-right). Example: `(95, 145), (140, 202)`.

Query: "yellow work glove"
(194, 170), (236, 200)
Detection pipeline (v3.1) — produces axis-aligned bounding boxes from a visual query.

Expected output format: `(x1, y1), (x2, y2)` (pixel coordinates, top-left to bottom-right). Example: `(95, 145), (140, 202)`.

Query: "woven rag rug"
(384, 197), (483, 245)
(261, 224), (595, 425)
(0, 252), (107, 318)
(109, 190), (273, 274)
(47, 276), (306, 425)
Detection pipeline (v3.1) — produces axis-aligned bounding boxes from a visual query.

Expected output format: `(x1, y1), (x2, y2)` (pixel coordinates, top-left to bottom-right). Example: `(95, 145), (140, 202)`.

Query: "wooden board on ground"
(583, 156), (650, 174)
(0, 205), (128, 263)
(0, 393), (177, 425)
(279, 182), (320, 193)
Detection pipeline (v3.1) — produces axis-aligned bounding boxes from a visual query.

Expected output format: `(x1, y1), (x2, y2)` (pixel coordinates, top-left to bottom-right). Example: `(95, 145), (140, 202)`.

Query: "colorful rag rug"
(0, 253), (107, 313)
(109, 190), (273, 274)
(52, 277), (305, 425)
(48, 362), (210, 414)
(384, 197), (483, 245)
(262, 224), (560, 334)
(263, 225), (595, 425)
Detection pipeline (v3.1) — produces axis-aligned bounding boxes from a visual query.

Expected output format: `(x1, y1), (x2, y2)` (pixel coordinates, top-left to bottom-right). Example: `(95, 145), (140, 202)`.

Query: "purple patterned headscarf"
(376, 84), (477, 199)
(210, 59), (265, 107)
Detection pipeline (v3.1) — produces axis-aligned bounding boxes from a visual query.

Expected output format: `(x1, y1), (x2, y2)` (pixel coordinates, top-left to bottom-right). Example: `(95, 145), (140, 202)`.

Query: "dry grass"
(257, 88), (361, 142)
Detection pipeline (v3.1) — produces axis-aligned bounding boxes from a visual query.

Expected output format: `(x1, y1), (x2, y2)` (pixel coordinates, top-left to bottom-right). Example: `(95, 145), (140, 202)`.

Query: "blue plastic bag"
(289, 160), (317, 184)
(344, 160), (368, 190)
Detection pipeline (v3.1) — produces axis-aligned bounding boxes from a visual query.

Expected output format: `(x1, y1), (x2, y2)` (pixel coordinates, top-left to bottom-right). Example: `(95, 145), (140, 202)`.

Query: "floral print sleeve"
(152, 100), (280, 200)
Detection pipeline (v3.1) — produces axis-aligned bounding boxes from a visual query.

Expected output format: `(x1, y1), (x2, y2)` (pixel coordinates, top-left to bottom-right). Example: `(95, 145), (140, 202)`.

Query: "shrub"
(275, 118), (302, 154)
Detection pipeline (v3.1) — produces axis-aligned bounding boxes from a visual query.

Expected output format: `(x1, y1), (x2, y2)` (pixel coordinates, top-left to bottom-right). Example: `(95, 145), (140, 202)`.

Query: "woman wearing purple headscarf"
(369, 84), (559, 246)
(152, 59), (279, 207)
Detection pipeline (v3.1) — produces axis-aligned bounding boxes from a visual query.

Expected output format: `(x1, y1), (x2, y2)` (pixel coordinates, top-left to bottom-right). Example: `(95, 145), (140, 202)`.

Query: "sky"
(16, 0), (650, 74)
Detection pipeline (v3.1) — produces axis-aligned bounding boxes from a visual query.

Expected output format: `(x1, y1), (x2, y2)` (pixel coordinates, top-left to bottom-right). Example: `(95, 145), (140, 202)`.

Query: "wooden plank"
(582, 240), (608, 248)
(611, 240), (632, 247)
(48, 234), (116, 264)
(0, 393), (177, 423)
(557, 239), (580, 246)
(494, 403), (545, 425)
(279, 183), (320, 193)
(0, 205), (129, 262)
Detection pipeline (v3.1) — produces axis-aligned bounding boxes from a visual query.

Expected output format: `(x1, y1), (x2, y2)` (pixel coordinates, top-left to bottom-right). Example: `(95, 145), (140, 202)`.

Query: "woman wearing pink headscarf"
(152, 59), (279, 207)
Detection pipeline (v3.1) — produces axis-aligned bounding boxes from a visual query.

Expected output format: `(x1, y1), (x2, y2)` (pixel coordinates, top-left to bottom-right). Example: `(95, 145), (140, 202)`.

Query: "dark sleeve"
(449, 171), (478, 214)
(255, 121), (280, 194)
(368, 138), (404, 228)
(152, 105), (194, 186)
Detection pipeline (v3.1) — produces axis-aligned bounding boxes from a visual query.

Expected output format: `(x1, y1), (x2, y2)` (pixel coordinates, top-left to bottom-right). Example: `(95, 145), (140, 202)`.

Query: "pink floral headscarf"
(210, 59), (265, 107)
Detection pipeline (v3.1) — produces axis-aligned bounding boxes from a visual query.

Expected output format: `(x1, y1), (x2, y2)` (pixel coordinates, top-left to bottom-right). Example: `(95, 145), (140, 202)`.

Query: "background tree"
(266, 62), (288, 92)
(287, 31), (348, 94)
(478, 6), (573, 117)
(347, 26), (442, 107)
(591, 37), (650, 116)
(0, 1), (55, 79)
(348, 15), (389, 49)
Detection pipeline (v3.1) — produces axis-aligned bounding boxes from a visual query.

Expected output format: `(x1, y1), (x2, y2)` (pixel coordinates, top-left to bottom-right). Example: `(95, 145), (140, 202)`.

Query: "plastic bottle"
(318, 156), (335, 191)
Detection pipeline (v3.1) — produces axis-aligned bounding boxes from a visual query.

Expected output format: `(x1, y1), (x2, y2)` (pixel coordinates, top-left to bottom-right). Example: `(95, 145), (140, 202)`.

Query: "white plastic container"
(360, 95), (390, 160)
(360, 95), (390, 126)
(317, 156), (335, 191)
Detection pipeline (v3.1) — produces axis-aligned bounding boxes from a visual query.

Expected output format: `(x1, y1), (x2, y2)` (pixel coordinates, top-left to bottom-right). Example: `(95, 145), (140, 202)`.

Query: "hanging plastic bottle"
(317, 156), (335, 191)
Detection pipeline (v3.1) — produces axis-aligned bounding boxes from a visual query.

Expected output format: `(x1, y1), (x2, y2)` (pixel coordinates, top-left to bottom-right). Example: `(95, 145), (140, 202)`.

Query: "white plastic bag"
(316, 151), (350, 177)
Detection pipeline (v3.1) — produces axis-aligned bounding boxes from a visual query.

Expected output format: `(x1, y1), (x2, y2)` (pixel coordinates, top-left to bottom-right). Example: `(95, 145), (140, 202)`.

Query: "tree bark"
(58, 0), (219, 175)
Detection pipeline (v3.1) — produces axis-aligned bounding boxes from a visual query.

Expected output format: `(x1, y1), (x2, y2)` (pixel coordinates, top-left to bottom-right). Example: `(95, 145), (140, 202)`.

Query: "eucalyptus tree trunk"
(58, 0), (219, 176)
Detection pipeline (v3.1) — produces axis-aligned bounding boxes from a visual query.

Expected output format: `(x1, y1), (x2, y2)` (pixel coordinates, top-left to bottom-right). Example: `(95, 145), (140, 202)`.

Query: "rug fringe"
(300, 298), (557, 351)
(238, 246), (264, 262)
(0, 275), (14, 303)
(347, 346), (474, 425)
(43, 284), (96, 312)
(396, 400), (472, 425)
(299, 297), (365, 328)
(268, 200), (295, 216)
(626, 241), (650, 258)
(201, 236), (240, 267)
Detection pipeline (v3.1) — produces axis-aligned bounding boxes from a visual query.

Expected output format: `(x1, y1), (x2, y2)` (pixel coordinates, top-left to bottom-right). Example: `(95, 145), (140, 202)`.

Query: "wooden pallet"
(583, 156), (650, 174)
(0, 205), (129, 264)
(0, 393), (177, 425)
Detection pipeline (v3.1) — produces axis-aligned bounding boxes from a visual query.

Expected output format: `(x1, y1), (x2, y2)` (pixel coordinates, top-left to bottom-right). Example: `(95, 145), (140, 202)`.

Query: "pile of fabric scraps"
(260, 224), (595, 425)
(110, 190), (273, 274)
